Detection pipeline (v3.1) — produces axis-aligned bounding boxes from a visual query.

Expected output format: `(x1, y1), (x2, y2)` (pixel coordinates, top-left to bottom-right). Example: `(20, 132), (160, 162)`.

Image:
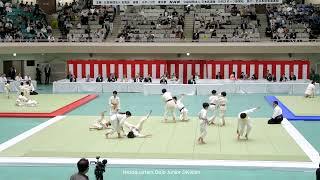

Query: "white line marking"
(0, 157), (316, 170)
(0, 116), (66, 152)
(281, 118), (320, 164)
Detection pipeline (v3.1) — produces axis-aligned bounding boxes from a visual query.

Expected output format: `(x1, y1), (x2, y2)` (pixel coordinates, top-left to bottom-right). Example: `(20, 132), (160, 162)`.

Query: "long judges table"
(53, 79), (318, 94)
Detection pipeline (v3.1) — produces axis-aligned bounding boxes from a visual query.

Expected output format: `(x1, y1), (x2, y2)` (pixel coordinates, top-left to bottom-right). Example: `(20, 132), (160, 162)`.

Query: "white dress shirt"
(272, 105), (282, 118)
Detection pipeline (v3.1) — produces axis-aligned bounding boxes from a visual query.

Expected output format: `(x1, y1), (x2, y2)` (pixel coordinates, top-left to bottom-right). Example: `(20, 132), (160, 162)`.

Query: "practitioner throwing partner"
(237, 107), (260, 140)
(162, 89), (177, 123)
(105, 111), (131, 138)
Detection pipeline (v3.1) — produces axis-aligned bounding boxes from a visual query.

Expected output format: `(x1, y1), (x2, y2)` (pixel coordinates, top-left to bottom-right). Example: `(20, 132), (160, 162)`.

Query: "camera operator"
(70, 158), (90, 180)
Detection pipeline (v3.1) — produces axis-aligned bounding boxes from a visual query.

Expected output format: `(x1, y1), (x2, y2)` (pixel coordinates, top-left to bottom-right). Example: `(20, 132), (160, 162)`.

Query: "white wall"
(305, 0), (320, 4)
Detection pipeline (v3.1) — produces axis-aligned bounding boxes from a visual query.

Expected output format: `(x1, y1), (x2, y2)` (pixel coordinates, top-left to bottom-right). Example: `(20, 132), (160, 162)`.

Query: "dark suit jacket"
(134, 78), (142, 82)
(45, 67), (51, 76)
(96, 77), (103, 82)
(188, 79), (196, 84)
(160, 79), (167, 84)
(144, 77), (152, 82)
(316, 168), (320, 180)
(216, 75), (222, 79)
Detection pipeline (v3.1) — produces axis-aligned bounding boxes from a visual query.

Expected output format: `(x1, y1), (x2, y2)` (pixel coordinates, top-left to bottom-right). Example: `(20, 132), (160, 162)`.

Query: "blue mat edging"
(264, 96), (320, 121)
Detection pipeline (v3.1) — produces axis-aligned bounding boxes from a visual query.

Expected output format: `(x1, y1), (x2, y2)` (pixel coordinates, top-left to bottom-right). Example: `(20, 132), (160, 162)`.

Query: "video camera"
(91, 156), (108, 180)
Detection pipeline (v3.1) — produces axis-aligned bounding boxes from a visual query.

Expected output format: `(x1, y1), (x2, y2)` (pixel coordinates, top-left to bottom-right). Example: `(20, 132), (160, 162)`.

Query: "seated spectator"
(187, 76), (196, 84)
(108, 73), (117, 82)
(160, 76), (167, 84)
(220, 33), (227, 42)
(265, 70), (272, 81)
(96, 74), (103, 82)
(15, 73), (23, 81)
(194, 73), (200, 80)
(280, 74), (288, 82)
(289, 72), (297, 80)
(272, 74), (276, 82)
(133, 74), (142, 82)
(0, 74), (7, 82)
(216, 72), (222, 79)
(24, 75), (32, 81)
(144, 74), (152, 83)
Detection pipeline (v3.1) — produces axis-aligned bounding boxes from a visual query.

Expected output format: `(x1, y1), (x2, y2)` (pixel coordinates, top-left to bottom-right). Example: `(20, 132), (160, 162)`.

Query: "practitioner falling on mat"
(15, 92), (38, 107)
(268, 101), (283, 124)
(108, 91), (120, 115)
(161, 89), (177, 123)
(237, 107), (260, 140)
(4, 81), (10, 99)
(105, 111), (131, 138)
(173, 95), (189, 121)
(305, 81), (316, 98)
(198, 103), (210, 144)
(124, 110), (152, 138)
(89, 111), (110, 130)
(208, 90), (219, 125)
(218, 91), (228, 126)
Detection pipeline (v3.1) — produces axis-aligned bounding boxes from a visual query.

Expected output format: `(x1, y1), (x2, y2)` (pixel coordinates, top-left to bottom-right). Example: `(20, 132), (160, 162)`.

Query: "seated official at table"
(216, 72), (222, 79)
(144, 74), (152, 83)
(188, 76), (196, 84)
(85, 74), (91, 82)
(122, 75), (129, 82)
(108, 73), (117, 82)
(160, 76), (167, 84)
(251, 74), (257, 80)
(272, 74), (276, 82)
(66, 71), (73, 79)
(279, 74), (288, 82)
(134, 74), (143, 82)
(289, 72), (297, 80)
(70, 74), (76, 82)
(230, 72), (236, 80)
(268, 101), (283, 124)
(266, 72), (273, 81)
(239, 72), (246, 80)
(96, 74), (103, 82)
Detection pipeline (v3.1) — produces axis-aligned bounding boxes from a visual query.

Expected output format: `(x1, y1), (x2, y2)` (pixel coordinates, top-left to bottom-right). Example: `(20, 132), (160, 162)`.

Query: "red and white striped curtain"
(67, 60), (310, 83)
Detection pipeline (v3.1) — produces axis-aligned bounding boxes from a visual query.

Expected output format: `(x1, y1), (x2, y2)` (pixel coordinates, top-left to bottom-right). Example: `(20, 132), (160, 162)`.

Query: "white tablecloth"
(0, 80), (37, 92)
(52, 79), (318, 95)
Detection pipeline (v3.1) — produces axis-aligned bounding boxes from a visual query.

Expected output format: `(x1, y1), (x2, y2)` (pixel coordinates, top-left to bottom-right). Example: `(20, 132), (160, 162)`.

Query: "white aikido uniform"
(237, 108), (259, 138)
(108, 96), (120, 115)
(123, 116), (149, 137)
(15, 95), (37, 107)
(198, 108), (208, 138)
(106, 113), (128, 136)
(218, 96), (227, 124)
(208, 94), (219, 122)
(175, 97), (188, 121)
(162, 92), (176, 120)
(4, 83), (10, 98)
(305, 83), (316, 96)
(91, 116), (109, 130)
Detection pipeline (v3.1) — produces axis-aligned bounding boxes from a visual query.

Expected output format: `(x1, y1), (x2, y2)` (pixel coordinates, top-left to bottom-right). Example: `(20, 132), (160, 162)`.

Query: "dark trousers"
(268, 115), (283, 124)
(45, 75), (50, 84)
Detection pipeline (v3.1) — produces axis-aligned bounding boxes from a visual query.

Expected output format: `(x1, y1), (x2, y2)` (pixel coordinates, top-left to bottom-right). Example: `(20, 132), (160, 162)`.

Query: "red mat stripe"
(0, 94), (98, 118)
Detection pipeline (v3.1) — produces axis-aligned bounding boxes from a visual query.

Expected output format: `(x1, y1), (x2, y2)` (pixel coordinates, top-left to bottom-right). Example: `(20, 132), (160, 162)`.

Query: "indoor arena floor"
(0, 85), (319, 180)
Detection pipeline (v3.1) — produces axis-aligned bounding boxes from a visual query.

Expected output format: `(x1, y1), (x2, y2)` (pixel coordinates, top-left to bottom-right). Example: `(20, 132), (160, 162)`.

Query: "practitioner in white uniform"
(198, 103), (210, 144)
(268, 101), (283, 124)
(4, 81), (11, 99)
(162, 89), (177, 123)
(305, 81), (316, 98)
(173, 95), (189, 121)
(108, 91), (120, 115)
(208, 90), (219, 125)
(124, 110), (152, 138)
(105, 111), (131, 138)
(217, 91), (227, 126)
(89, 111), (110, 130)
(237, 107), (260, 140)
(15, 92), (38, 107)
